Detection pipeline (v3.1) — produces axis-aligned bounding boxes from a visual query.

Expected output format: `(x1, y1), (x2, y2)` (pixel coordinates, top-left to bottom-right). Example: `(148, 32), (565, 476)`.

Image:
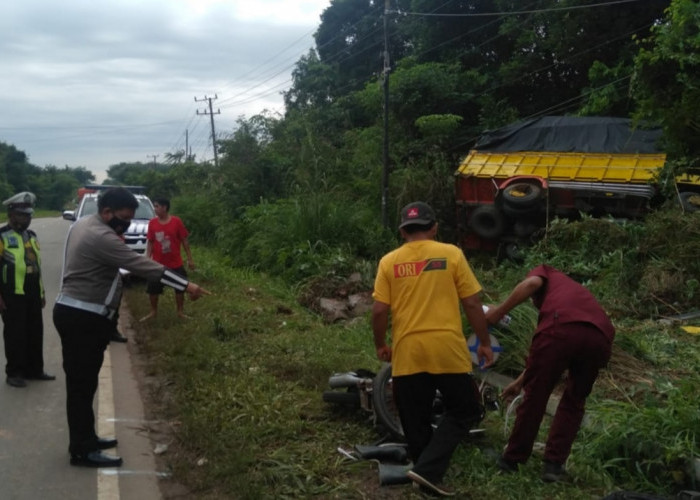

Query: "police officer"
(54, 187), (210, 468)
(0, 191), (55, 387)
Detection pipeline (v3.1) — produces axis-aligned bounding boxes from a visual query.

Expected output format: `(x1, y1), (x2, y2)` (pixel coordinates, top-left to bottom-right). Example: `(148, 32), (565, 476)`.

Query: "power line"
(216, 28), (318, 107)
(164, 0), (653, 164)
(391, 0), (644, 17)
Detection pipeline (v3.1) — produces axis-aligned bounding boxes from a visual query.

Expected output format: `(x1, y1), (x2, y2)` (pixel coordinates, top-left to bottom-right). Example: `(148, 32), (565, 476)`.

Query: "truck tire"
(469, 205), (505, 239)
(502, 183), (542, 207)
(512, 221), (539, 238)
(679, 191), (700, 213)
(501, 201), (542, 218)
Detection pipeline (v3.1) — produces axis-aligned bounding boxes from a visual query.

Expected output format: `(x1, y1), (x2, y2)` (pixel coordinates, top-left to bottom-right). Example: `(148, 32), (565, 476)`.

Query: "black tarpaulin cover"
(474, 116), (662, 154)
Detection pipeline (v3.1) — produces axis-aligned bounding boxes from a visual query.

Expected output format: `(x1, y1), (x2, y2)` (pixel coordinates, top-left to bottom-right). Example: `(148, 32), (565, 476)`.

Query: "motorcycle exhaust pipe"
(328, 372), (365, 389)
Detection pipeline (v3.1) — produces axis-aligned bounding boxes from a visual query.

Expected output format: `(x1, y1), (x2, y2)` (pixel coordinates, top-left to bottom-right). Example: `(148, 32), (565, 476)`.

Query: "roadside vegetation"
(125, 206), (699, 499)
(1, 1), (698, 497)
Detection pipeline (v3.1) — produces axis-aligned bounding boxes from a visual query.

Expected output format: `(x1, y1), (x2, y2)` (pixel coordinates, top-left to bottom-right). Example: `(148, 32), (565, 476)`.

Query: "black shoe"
(497, 456), (519, 474)
(541, 461), (568, 482)
(110, 331), (128, 343)
(70, 451), (123, 468)
(97, 437), (118, 450)
(6, 376), (27, 387)
(26, 372), (56, 381)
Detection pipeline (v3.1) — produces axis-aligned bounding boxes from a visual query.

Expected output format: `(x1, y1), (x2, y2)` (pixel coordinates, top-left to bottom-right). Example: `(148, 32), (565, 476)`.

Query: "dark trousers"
(393, 372), (482, 483)
(504, 323), (612, 465)
(53, 304), (111, 455)
(1, 290), (44, 377)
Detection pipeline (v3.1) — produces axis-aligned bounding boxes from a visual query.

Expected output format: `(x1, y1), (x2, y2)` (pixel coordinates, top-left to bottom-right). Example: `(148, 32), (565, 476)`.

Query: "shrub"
(222, 195), (395, 283)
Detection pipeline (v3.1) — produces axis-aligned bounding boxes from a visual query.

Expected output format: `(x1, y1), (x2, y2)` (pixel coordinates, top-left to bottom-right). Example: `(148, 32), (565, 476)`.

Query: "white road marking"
(100, 470), (171, 478)
(105, 418), (163, 424)
(97, 349), (120, 500)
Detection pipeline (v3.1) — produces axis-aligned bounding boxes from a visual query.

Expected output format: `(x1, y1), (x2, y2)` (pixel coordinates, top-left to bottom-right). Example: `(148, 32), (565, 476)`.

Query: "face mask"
(108, 216), (131, 235)
(10, 214), (30, 232)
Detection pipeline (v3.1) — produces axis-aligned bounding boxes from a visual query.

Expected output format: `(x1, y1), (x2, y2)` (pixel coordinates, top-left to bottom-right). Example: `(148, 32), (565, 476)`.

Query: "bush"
(521, 209), (700, 318)
(221, 195), (395, 283)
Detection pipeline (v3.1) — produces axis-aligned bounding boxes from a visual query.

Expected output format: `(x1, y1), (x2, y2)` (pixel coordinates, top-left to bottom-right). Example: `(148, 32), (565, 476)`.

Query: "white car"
(63, 192), (155, 258)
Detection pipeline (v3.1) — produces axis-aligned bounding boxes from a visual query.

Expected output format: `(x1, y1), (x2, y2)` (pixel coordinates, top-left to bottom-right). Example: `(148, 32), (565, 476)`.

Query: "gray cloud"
(0, 0), (326, 178)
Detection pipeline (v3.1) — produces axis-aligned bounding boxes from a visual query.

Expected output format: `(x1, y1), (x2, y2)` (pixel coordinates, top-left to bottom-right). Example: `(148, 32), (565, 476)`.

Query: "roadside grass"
(33, 209), (62, 218)
(125, 246), (699, 499)
(0, 209), (60, 223)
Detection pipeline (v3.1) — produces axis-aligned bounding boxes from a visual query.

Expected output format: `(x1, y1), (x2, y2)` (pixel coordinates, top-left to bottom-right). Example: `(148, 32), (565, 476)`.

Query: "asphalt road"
(0, 217), (163, 500)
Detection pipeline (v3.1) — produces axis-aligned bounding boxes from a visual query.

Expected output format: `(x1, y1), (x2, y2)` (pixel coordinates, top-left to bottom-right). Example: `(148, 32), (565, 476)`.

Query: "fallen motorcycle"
(322, 332), (502, 440)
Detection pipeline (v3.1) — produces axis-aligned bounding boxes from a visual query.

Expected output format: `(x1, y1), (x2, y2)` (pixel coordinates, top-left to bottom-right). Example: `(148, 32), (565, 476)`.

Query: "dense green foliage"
(0, 142), (93, 210)
(1, 1), (697, 288)
(516, 209), (700, 317)
(4, 1), (697, 260)
(632, 0), (700, 163)
(110, 0), (697, 297)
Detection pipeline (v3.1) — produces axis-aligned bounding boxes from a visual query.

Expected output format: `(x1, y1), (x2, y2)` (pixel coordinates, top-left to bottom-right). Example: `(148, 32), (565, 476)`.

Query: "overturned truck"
(455, 116), (700, 256)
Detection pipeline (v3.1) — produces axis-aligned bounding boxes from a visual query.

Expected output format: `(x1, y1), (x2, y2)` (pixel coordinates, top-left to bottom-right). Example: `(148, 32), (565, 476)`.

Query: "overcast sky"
(0, 0), (330, 181)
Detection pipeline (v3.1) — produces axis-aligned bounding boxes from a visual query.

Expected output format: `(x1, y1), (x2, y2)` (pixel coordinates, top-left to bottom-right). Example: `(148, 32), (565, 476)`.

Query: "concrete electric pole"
(195, 95), (221, 167)
(381, 0), (391, 228)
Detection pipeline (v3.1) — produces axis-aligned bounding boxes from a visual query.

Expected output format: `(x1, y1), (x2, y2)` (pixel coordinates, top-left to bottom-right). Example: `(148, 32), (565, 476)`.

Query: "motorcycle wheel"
(371, 363), (404, 439)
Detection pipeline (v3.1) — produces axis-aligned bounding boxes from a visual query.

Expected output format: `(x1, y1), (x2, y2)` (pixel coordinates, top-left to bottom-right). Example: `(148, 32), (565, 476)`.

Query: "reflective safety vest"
(0, 226), (44, 298)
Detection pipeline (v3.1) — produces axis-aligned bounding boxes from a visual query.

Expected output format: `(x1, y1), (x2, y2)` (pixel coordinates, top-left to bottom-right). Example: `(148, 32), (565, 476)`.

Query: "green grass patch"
(125, 245), (700, 499)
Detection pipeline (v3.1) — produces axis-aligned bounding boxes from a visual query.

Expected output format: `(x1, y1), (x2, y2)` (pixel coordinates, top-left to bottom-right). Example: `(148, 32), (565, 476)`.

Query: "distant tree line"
(0, 142), (94, 211)
(1, 0), (697, 282)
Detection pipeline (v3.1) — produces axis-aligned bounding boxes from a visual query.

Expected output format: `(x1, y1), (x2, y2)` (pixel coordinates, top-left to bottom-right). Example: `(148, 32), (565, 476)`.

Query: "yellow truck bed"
(456, 150), (666, 183)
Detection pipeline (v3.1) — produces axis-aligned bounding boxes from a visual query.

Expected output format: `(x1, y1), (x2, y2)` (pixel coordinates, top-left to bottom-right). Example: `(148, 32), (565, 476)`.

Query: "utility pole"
(147, 154), (158, 167)
(381, 0), (391, 228)
(195, 94), (220, 167)
(185, 129), (189, 161)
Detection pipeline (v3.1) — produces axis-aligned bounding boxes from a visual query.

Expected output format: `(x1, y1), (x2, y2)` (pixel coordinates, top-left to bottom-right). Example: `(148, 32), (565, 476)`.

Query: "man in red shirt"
(140, 198), (195, 321)
(485, 265), (615, 482)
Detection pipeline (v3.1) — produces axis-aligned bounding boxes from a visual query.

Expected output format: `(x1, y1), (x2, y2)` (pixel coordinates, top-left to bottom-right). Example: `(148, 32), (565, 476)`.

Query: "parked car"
(62, 190), (154, 256)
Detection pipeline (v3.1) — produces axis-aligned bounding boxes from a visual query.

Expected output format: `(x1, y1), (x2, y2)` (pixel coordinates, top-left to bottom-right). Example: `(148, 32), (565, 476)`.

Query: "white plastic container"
(482, 304), (512, 328)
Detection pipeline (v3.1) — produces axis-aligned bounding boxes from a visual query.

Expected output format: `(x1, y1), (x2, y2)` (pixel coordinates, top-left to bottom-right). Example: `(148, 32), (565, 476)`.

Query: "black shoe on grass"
(541, 461), (568, 482)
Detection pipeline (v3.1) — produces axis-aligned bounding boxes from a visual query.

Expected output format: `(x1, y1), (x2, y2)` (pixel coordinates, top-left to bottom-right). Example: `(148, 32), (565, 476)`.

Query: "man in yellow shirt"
(372, 201), (493, 497)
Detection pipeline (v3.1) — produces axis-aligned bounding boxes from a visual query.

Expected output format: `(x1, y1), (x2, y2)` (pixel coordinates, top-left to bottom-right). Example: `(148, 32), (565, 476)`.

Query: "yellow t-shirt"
(372, 239), (482, 376)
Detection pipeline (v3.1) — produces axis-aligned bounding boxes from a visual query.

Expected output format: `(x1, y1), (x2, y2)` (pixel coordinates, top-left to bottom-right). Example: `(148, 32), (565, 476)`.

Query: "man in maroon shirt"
(485, 264), (615, 482)
(140, 198), (195, 321)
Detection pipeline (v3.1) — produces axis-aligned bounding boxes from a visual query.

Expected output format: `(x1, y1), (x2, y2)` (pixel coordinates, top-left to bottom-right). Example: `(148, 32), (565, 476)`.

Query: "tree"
(30, 167), (81, 210)
(216, 113), (289, 208)
(314, 0), (388, 90)
(283, 50), (340, 111)
(164, 151), (186, 165)
(632, 0), (700, 164)
(488, 0), (667, 119)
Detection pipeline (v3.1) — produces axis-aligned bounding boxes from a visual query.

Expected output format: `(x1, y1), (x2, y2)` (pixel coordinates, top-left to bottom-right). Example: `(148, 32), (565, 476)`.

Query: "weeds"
(581, 379), (699, 493)
(126, 214), (699, 498)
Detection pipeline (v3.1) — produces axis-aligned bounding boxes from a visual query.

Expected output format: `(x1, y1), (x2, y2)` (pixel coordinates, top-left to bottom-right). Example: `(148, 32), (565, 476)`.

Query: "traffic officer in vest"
(0, 191), (55, 388)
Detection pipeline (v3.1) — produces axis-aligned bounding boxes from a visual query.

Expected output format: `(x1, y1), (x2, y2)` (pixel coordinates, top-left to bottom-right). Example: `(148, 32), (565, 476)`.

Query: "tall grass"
(580, 378), (699, 493)
(218, 194), (395, 283)
(521, 210), (700, 318)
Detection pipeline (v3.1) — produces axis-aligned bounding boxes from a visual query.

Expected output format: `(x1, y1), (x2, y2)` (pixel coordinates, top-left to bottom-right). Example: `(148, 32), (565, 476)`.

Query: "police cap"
(3, 192), (36, 214)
